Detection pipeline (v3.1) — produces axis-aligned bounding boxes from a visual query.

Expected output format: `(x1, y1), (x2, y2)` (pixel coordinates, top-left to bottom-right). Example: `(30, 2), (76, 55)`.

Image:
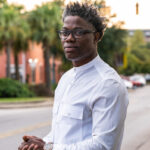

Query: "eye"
(75, 30), (84, 36)
(62, 31), (70, 36)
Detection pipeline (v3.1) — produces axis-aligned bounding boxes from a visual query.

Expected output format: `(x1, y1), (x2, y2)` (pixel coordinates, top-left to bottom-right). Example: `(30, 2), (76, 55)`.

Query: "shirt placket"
(53, 73), (76, 142)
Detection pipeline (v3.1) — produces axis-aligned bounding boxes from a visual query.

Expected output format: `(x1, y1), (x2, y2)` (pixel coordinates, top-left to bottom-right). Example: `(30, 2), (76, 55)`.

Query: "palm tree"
(27, 1), (62, 91)
(0, 3), (26, 78)
(12, 9), (30, 80)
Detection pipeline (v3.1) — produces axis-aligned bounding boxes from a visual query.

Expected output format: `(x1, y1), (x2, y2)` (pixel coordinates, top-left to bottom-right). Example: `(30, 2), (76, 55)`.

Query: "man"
(18, 2), (128, 150)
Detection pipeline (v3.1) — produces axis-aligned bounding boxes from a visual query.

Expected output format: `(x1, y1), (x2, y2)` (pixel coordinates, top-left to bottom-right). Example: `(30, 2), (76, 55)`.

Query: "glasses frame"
(58, 29), (96, 40)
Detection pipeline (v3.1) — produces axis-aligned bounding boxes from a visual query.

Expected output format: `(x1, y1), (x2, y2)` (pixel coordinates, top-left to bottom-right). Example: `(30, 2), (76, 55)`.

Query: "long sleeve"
(43, 131), (53, 144)
(52, 79), (128, 150)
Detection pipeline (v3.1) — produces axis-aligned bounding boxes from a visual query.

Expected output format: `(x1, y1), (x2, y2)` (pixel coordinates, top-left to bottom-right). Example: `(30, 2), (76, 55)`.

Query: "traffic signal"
(136, 2), (139, 15)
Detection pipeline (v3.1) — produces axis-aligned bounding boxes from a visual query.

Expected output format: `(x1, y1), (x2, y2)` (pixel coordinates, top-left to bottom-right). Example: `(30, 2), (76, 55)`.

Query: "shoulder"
(94, 57), (122, 83)
(91, 57), (128, 100)
(88, 77), (128, 110)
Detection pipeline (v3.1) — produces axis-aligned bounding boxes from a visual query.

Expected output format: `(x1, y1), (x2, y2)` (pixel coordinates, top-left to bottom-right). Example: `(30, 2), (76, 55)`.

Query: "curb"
(0, 98), (54, 109)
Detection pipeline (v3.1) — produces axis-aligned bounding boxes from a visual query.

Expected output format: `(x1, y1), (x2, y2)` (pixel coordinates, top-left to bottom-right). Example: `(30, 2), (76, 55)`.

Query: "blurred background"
(0, 0), (150, 97)
(0, 0), (150, 150)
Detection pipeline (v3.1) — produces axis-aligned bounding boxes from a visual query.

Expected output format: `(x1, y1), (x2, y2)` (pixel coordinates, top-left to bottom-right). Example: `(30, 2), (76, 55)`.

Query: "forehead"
(63, 16), (94, 29)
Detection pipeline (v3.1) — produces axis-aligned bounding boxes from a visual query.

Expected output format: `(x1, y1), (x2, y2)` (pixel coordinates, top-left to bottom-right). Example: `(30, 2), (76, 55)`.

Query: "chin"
(65, 54), (76, 61)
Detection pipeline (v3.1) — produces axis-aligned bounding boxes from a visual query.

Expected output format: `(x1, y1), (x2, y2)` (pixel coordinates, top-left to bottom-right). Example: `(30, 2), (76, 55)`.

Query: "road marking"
(0, 121), (50, 139)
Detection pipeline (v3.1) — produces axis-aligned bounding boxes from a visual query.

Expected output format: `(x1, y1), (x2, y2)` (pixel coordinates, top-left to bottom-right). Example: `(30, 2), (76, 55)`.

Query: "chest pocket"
(61, 104), (84, 120)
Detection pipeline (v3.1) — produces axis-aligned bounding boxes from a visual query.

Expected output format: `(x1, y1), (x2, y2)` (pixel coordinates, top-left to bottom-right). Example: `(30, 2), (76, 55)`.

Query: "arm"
(53, 79), (128, 150)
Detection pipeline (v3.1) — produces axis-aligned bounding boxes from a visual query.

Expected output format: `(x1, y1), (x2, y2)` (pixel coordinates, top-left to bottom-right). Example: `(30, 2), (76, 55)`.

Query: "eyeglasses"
(58, 29), (96, 40)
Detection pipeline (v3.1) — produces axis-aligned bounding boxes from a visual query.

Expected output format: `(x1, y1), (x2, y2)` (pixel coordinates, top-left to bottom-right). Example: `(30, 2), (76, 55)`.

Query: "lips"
(64, 46), (78, 52)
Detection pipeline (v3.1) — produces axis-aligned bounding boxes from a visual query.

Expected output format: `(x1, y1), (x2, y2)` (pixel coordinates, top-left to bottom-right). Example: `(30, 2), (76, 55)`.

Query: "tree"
(98, 26), (127, 69)
(120, 30), (150, 75)
(80, 0), (127, 70)
(12, 11), (30, 80)
(27, 0), (63, 91)
(0, 0), (6, 6)
(130, 30), (145, 50)
(0, 3), (21, 77)
(0, 3), (30, 80)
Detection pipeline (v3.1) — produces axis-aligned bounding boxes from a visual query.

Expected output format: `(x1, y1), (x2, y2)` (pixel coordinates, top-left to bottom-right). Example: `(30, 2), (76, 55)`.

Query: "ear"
(94, 32), (101, 43)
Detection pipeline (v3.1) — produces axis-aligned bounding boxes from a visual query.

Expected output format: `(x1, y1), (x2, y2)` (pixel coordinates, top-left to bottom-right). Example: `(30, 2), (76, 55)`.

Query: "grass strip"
(0, 97), (50, 103)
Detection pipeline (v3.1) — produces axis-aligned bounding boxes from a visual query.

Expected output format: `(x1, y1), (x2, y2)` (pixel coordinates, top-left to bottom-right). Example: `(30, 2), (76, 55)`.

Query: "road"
(121, 85), (150, 150)
(0, 85), (150, 150)
(0, 107), (52, 150)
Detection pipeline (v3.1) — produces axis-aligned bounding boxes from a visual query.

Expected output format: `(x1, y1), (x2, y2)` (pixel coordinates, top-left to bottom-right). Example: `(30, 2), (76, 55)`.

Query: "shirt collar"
(73, 55), (100, 74)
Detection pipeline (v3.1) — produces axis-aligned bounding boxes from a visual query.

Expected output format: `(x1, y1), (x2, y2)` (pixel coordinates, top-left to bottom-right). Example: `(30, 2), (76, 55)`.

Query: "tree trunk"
(14, 52), (20, 80)
(52, 55), (56, 84)
(113, 53), (118, 70)
(44, 48), (51, 91)
(5, 42), (11, 78)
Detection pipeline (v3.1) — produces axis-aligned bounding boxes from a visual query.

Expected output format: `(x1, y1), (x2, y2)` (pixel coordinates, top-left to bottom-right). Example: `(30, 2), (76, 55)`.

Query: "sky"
(7, 0), (150, 30)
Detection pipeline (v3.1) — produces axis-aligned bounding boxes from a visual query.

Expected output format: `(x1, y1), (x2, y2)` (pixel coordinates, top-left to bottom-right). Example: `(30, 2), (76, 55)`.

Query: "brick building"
(0, 42), (62, 84)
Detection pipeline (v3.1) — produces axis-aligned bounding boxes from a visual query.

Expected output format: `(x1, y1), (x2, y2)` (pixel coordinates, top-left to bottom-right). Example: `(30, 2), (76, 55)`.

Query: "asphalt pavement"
(1, 86), (150, 150)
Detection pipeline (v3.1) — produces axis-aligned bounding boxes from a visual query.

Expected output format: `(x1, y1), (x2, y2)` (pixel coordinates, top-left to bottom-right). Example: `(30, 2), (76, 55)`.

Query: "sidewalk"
(0, 97), (54, 109)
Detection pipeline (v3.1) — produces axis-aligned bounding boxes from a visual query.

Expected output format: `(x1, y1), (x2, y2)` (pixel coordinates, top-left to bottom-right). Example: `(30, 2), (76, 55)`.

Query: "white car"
(122, 78), (133, 89)
(129, 74), (146, 86)
(145, 74), (150, 82)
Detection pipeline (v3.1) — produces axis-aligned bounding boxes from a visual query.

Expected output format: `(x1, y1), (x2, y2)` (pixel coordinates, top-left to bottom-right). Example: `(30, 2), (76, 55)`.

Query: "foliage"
(98, 26), (127, 69)
(60, 57), (72, 72)
(130, 30), (146, 50)
(0, 78), (35, 97)
(120, 30), (150, 75)
(0, 3), (24, 47)
(27, 1), (62, 47)
(27, 0), (63, 90)
(12, 7), (30, 80)
(146, 42), (150, 49)
(0, 0), (6, 7)
(131, 47), (150, 62)
(0, 3), (30, 79)
(119, 53), (142, 75)
(29, 84), (52, 97)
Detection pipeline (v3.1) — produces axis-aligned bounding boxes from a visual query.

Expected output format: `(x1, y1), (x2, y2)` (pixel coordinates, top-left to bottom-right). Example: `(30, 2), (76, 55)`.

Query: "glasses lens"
(59, 31), (69, 39)
(73, 30), (84, 37)
(58, 29), (95, 40)
(73, 29), (94, 38)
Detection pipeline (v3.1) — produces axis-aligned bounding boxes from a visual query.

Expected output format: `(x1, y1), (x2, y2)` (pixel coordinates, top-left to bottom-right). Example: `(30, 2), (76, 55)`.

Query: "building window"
(145, 31), (150, 37)
(129, 31), (134, 36)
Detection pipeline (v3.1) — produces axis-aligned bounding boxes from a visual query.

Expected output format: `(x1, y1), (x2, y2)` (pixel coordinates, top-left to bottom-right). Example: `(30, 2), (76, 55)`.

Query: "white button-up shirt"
(43, 55), (129, 150)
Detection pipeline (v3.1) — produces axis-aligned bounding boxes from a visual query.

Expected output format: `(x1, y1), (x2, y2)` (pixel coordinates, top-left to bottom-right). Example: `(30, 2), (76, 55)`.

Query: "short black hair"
(62, 2), (106, 40)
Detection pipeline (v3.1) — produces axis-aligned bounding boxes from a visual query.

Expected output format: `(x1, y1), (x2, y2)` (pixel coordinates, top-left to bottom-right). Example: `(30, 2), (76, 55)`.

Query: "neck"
(72, 53), (98, 67)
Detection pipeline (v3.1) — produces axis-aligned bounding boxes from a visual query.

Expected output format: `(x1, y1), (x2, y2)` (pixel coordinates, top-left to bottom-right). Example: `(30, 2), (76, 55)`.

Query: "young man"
(18, 2), (128, 150)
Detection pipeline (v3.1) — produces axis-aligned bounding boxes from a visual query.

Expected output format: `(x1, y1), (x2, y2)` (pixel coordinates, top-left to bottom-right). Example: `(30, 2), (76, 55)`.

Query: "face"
(61, 16), (98, 67)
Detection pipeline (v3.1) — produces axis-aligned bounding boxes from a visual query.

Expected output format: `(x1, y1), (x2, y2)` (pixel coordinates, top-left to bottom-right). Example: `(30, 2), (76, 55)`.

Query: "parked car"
(122, 78), (133, 89)
(145, 74), (150, 82)
(129, 74), (146, 86)
(120, 75), (133, 89)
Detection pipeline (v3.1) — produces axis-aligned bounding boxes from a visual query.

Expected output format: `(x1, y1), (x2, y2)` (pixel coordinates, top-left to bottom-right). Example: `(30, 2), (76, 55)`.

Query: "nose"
(65, 32), (76, 42)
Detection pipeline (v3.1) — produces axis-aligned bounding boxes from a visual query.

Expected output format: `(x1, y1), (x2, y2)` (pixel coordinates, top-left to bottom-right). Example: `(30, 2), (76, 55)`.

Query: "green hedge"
(0, 78), (35, 98)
